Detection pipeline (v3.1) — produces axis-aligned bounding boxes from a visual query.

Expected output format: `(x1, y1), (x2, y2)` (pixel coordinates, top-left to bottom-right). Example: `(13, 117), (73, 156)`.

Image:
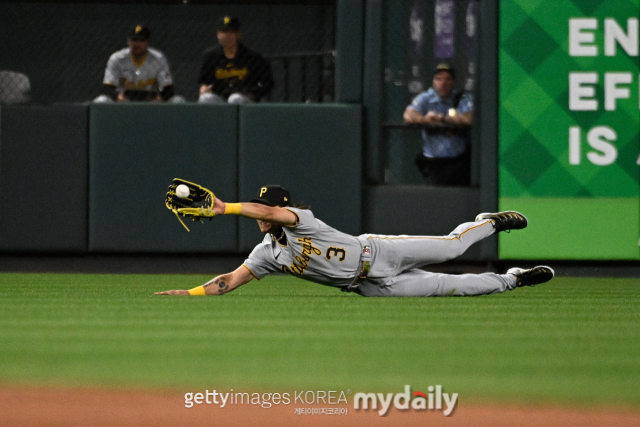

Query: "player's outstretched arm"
(214, 196), (297, 226)
(154, 265), (254, 296)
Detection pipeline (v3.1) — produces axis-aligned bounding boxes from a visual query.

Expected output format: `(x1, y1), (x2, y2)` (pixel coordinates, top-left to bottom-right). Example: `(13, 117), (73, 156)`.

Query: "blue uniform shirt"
(408, 88), (473, 158)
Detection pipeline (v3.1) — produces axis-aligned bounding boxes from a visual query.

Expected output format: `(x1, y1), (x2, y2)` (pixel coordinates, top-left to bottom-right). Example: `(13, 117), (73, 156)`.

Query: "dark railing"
(266, 50), (335, 103)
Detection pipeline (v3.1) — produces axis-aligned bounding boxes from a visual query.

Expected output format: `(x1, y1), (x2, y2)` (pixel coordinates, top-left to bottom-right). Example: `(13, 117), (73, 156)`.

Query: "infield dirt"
(2, 385), (639, 427)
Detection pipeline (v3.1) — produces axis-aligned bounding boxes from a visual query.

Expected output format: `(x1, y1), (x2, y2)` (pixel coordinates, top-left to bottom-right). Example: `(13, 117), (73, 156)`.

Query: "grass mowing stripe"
(0, 273), (639, 407)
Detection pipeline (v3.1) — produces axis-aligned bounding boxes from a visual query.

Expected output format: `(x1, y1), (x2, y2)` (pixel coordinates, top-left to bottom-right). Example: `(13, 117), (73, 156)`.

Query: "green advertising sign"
(499, 0), (640, 259)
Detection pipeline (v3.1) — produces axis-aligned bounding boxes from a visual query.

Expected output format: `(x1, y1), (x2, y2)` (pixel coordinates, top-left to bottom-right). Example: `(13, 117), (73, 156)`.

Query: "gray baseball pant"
(354, 219), (517, 297)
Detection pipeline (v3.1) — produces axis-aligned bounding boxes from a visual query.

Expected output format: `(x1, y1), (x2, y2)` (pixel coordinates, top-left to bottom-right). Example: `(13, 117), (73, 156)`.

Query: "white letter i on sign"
(569, 127), (581, 165)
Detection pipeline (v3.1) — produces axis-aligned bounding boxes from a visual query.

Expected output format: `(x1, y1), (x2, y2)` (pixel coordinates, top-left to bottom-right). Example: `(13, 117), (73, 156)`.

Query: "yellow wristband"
(224, 203), (242, 215)
(187, 285), (206, 296)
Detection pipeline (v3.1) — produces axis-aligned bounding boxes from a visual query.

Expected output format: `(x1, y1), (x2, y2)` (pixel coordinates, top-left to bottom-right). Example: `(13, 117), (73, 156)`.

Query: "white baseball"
(175, 184), (190, 199)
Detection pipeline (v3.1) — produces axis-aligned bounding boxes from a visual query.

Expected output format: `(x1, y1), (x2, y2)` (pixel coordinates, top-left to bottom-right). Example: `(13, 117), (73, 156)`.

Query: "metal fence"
(0, 1), (336, 105)
(267, 50), (336, 103)
(382, 0), (480, 186)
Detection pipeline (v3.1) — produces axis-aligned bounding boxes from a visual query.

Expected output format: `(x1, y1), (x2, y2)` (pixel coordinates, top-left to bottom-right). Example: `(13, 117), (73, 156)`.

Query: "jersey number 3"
(325, 247), (346, 262)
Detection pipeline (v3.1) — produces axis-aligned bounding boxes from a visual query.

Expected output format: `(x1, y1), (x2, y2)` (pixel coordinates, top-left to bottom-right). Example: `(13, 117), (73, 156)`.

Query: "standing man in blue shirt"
(403, 64), (473, 186)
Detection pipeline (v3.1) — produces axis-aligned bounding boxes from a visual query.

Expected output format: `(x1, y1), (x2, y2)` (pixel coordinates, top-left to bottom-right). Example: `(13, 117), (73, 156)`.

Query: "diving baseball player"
(156, 183), (554, 297)
(94, 25), (183, 103)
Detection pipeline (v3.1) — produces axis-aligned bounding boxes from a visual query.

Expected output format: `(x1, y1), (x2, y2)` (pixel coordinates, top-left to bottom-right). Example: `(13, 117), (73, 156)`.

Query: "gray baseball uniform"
(103, 47), (173, 95)
(242, 208), (517, 297)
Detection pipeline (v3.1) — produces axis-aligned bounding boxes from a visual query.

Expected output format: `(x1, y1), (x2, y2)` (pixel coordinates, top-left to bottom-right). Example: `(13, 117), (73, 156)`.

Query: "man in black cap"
(156, 185), (554, 297)
(198, 16), (274, 104)
(95, 25), (183, 103)
(404, 63), (473, 186)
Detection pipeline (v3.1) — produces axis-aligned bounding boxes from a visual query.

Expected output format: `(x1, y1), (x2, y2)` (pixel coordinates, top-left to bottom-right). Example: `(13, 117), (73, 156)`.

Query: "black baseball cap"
(250, 185), (291, 207)
(433, 63), (455, 78)
(129, 25), (150, 41)
(218, 16), (240, 32)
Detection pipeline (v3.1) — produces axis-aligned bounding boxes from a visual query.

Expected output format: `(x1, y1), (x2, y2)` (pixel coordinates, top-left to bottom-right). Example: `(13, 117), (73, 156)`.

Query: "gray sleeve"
(242, 242), (279, 279)
(103, 54), (120, 86)
(155, 54), (173, 89)
(285, 208), (319, 235)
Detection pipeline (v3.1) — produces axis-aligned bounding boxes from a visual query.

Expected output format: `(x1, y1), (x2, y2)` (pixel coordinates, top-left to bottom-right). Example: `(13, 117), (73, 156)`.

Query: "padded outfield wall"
(0, 103), (361, 255)
(499, 0), (640, 260)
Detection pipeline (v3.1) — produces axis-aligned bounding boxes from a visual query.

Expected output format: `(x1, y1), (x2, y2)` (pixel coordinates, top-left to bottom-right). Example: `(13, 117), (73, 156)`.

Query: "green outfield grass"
(0, 273), (639, 408)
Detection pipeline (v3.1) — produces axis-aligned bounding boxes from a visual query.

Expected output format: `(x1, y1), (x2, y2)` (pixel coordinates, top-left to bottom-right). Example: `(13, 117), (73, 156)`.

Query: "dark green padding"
(238, 104), (362, 252)
(89, 104), (238, 253)
(0, 105), (88, 252)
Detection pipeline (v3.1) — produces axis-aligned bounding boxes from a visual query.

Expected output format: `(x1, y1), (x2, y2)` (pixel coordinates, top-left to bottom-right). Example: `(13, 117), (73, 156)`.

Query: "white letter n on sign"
(605, 18), (638, 56)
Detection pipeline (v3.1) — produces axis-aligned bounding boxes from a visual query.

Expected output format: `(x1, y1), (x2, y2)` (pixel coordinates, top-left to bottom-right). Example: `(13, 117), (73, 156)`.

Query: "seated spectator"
(94, 25), (184, 103)
(403, 64), (473, 186)
(198, 16), (274, 104)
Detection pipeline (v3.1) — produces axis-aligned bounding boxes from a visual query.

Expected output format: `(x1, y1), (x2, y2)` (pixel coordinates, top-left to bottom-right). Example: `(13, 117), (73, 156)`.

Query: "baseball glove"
(165, 178), (216, 231)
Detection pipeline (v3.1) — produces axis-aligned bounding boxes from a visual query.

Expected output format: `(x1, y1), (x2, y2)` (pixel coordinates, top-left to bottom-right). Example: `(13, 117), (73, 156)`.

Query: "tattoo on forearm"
(217, 280), (230, 294)
(203, 278), (218, 288)
(200, 277), (231, 294)
(218, 280), (229, 294)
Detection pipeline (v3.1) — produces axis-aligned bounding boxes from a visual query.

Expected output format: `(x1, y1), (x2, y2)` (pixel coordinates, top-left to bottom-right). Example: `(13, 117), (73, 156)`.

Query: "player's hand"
(212, 196), (227, 215)
(154, 290), (190, 296)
